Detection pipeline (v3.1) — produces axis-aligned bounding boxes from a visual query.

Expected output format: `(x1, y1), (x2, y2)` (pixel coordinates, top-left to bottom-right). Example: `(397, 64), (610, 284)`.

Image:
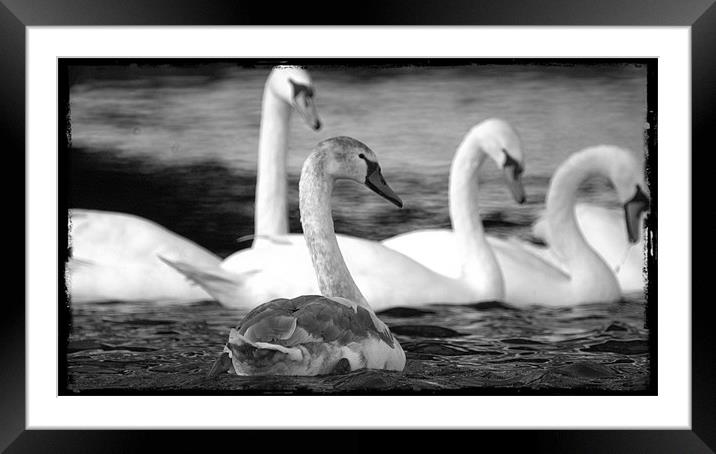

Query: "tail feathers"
(502, 237), (569, 277)
(67, 257), (97, 271)
(207, 351), (233, 377)
(157, 255), (252, 304)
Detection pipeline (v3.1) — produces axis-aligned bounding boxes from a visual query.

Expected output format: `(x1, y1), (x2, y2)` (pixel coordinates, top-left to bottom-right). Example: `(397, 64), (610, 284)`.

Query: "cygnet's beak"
(365, 166), (403, 208)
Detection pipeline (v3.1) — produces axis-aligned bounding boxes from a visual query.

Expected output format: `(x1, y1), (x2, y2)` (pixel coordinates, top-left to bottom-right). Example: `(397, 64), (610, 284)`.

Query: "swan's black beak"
(295, 97), (321, 131)
(290, 81), (321, 131)
(502, 155), (526, 204)
(365, 166), (403, 208)
(207, 351), (233, 378)
(623, 185), (650, 244)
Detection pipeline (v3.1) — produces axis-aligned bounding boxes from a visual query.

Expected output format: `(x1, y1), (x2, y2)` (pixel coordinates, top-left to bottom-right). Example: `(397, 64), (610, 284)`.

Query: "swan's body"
(484, 146), (649, 306)
(382, 230), (523, 280)
(165, 231), (483, 310)
(530, 204), (646, 295)
(221, 295), (403, 375)
(67, 66), (320, 304)
(207, 138), (405, 376)
(382, 118), (526, 294)
(68, 209), (220, 303)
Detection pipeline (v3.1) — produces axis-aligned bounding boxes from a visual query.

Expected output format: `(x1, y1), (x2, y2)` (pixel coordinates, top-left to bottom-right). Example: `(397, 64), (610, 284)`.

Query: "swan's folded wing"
(236, 296), (325, 346)
(507, 236), (568, 274)
(237, 295), (396, 348)
(489, 236), (571, 281)
(294, 296), (396, 347)
(244, 315), (297, 342)
(157, 255), (259, 302)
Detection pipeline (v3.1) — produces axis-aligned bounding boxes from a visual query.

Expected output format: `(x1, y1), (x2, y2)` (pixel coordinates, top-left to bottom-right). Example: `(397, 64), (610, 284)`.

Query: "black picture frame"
(7, 0), (711, 451)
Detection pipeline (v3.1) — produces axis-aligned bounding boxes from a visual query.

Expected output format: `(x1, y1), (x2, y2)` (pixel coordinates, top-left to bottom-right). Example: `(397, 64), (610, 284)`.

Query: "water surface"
(67, 298), (650, 394)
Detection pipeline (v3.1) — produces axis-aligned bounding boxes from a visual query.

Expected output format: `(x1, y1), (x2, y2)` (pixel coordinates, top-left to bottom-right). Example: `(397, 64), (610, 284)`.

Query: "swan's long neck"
(448, 138), (504, 299)
(546, 151), (616, 279)
(299, 154), (368, 306)
(254, 86), (291, 237)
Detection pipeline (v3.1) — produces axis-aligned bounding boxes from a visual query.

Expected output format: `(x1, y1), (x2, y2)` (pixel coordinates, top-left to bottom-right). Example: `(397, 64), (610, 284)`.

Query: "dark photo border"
(7, 0), (711, 451)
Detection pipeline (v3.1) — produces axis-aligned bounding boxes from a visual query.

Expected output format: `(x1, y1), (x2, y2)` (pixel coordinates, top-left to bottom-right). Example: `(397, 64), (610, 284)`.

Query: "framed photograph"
(10, 0), (711, 451)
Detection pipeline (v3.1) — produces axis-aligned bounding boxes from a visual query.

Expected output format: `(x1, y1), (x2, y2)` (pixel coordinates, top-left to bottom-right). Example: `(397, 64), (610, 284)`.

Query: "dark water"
(66, 298), (650, 394)
(64, 62), (652, 393)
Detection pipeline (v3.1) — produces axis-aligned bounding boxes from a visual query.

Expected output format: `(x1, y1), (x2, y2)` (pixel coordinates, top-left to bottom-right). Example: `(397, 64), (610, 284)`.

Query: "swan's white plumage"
(69, 209), (220, 303)
(386, 145), (647, 306)
(531, 203), (646, 295)
(164, 221), (498, 310)
(484, 145), (647, 306)
(381, 118), (525, 299)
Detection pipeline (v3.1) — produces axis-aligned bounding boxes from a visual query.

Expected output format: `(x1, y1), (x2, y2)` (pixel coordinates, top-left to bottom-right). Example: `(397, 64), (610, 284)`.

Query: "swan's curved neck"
(299, 153), (368, 306)
(449, 139), (504, 299)
(546, 151), (614, 276)
(254, 86), (291, 237)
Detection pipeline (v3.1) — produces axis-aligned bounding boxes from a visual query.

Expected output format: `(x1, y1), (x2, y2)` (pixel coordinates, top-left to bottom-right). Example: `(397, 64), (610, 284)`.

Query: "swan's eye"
(358, 153), (379, 174)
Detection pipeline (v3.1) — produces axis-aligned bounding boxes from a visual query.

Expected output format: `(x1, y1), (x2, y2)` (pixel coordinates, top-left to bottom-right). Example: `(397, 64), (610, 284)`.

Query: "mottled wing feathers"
(243, 316), (297, 342)
(236, 295), (395, 348)
(294, 297), (395, 347)
(236, 298), (291, 332)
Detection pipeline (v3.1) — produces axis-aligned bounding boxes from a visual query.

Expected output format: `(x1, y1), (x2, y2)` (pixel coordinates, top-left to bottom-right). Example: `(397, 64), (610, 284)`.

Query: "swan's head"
(602, 148), (650, 244)
(315, 136), (403, 208)
(500, 148), (527, 204)
(467, 118), (526, 204)
(268, 66), (321, 131)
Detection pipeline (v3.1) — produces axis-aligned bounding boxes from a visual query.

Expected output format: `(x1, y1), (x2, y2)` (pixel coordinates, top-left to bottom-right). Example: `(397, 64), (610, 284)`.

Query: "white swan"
(487, 145), (650, 306)
(68, 210), (222, 303)
(381, 119), (526, 296)
(68, 66), (320, 304)
(530, 203), (647, 295)
(207, 137), (405, 376)
(253, 66), (321, 239)
(162, 135), (507, 310)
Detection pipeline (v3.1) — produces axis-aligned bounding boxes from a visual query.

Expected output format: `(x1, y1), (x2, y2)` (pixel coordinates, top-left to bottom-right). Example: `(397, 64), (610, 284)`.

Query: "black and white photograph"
(60, 59), (656, 395)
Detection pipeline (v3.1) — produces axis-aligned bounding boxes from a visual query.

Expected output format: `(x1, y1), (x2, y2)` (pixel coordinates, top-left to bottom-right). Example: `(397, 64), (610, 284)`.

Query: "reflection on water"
(64, 62), (651, 393)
